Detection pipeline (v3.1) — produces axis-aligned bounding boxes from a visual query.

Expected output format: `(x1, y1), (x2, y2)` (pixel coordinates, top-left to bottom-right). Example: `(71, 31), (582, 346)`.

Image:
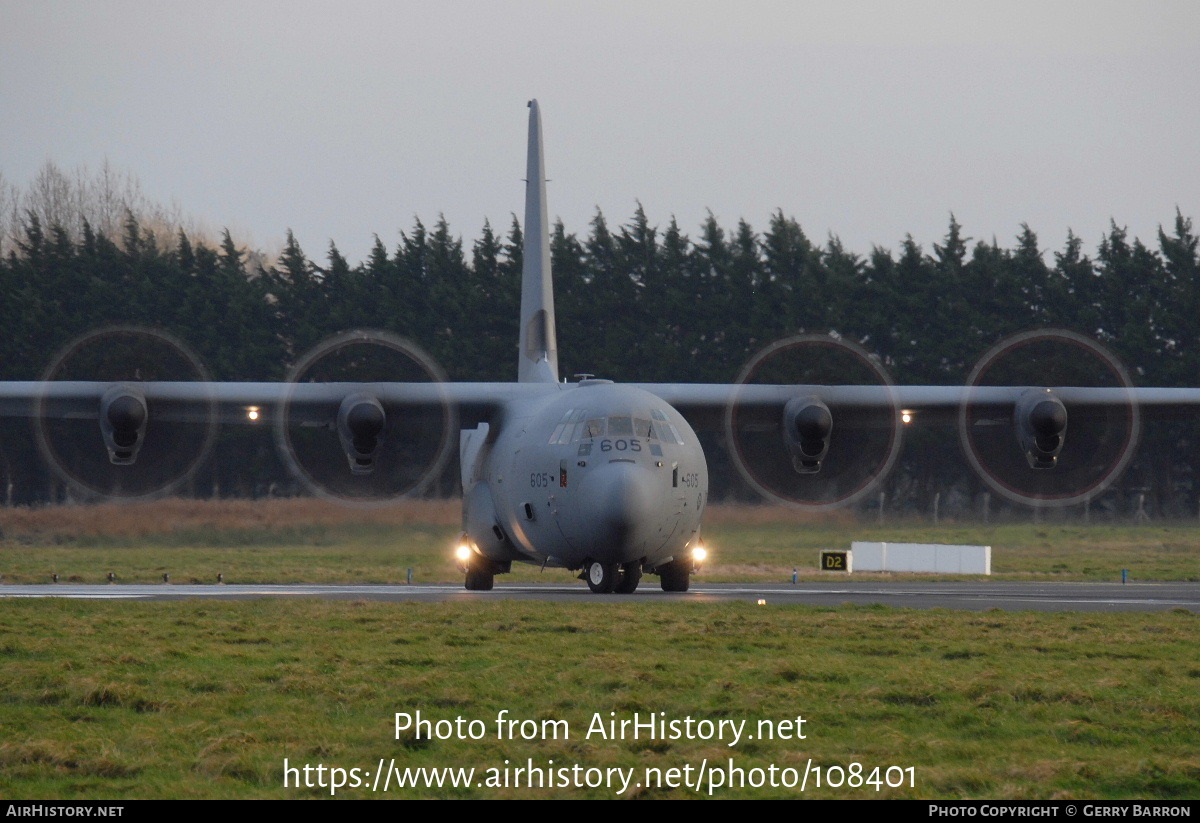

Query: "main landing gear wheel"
(613, 561), (642, 594)
(464, 568), (494, 591)
(586, 560), (619, 593)
(658, 559), (690, 592)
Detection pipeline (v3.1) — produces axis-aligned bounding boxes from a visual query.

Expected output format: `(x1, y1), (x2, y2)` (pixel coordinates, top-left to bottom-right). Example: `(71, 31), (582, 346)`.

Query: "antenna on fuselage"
(518, 99), (559, 384)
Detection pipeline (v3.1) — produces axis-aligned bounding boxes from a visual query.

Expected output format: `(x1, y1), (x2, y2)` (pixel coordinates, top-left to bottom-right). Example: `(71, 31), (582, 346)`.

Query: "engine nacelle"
(783, 397), (832, 474)
(1015, 391), (1067, 469)
(336, 393), (386, 474)
(99, 386), (147, 465)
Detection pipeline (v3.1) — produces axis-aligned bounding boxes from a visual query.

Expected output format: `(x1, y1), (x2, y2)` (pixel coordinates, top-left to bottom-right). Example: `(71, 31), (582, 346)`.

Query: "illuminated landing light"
(247, 407), (261, 421)
(901, 410), (913, 424)
(692, 546), (708, 563)
(454, 543), (474, 574)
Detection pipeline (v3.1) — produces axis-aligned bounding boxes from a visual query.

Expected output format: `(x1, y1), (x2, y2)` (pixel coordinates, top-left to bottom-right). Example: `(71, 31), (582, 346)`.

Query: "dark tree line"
(1, 207), (1198, 517)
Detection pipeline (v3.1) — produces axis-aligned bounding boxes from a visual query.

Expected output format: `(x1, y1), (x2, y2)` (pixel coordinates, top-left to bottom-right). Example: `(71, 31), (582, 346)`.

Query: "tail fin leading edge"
(518, 99), (559, 384)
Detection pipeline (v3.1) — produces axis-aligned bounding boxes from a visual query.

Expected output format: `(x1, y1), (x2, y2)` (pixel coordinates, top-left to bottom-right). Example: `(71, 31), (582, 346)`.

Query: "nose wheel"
(584, 560), (642, 593)
(613, 562), (642, 594)
(586, 560), (619, 593)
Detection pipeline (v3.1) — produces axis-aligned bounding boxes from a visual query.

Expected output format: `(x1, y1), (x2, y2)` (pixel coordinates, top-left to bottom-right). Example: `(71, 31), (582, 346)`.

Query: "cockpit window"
(555, 409), (684, 445)
(650, 409), (684, 445)
(607, 416), (633, 436)
(580, 418), (605, 440)
(548, 408), (589, 445)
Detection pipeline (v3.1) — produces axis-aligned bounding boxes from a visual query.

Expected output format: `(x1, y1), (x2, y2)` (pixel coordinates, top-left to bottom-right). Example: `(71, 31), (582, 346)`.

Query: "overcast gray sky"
(2, 0), (1197, 264)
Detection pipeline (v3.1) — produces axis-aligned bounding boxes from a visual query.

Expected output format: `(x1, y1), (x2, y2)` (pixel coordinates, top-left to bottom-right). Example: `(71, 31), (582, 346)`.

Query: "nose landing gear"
(584, 559), (643, 593)
(614, 561), (642, 594)
(586, 560), (619, 593)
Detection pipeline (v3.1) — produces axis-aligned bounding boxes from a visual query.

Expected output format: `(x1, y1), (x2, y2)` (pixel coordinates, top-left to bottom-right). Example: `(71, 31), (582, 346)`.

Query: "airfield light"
(901, 410), (913, 424)
(757, 599), (767, 606)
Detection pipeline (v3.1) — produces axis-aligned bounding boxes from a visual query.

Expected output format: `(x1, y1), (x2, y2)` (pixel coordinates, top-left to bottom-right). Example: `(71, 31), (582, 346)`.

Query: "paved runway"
(1, 581), (1196, 612)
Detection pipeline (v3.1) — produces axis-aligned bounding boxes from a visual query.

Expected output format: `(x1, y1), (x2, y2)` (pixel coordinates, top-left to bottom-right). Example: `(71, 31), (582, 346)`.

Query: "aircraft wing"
(17, 379), (1200, 425)
(632, 383), (1200, 426)
(15, 380), (1200, 426)
(0, 380), (556, 424)
(10, 375), (1200, 508)
(632, 382), (1200, 508)
(1, 378), (563, 502)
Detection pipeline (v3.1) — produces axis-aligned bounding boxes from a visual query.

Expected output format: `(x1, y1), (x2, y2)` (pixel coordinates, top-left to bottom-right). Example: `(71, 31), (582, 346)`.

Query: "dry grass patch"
(0, 497), (460, 540)
(2, 499), (1199, 583)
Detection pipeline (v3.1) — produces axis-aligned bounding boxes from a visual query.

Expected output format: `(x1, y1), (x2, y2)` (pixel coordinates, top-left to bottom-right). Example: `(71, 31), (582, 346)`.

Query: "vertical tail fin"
(518, 99), (559, 384)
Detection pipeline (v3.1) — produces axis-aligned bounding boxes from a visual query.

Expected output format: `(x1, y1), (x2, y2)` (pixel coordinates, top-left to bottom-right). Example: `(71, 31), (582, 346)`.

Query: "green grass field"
(0, 500), (1198, 799)
(0, 599), (1196, 799)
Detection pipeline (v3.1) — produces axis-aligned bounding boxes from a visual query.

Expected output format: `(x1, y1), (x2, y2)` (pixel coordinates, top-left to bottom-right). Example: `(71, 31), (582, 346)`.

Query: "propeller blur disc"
(958, 329), (1140, 507)
(274, 330), (455, 505)
(726, 334), (903, 510)
(35, 326), (217, 501)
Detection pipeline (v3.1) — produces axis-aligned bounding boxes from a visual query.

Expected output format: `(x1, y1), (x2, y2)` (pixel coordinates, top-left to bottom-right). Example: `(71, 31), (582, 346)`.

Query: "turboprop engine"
(336, 393), (386, 474)
(1014, 391), (1067, 469)
(782, 397), (832, 474)
(99, 386), (147, 465)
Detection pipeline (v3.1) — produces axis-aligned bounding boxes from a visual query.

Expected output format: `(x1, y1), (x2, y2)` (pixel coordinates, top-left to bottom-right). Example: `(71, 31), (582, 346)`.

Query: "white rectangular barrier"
(849, 542), (991, 575)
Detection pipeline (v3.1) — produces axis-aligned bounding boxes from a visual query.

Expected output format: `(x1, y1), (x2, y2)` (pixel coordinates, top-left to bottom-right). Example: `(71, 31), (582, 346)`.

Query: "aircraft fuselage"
(454, 100), (710, 593)
(460, 381), (708, 586)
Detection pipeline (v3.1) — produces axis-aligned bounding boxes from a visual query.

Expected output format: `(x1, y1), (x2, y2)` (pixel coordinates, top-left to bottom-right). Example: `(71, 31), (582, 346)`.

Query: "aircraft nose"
(577, 461), (661, 561)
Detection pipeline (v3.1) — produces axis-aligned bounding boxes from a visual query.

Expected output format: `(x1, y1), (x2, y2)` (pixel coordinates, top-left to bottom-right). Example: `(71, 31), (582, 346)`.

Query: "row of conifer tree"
(1, 208), (1198, 515)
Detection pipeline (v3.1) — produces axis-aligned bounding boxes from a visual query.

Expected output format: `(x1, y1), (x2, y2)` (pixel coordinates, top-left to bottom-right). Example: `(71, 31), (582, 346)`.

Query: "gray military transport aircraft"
(6, 100), (1200, 593)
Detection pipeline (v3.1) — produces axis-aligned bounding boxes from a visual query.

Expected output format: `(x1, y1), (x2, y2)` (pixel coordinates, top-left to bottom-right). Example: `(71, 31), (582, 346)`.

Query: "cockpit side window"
(650, 409), (684, 445)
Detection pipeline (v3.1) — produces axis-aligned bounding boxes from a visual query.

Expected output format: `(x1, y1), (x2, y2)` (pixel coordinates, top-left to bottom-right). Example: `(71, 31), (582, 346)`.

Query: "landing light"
(692, 546), (708, 563)
(247, 407), (261, 421)
(901, 410), (913, 424)
(455, 544), (472, 562)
